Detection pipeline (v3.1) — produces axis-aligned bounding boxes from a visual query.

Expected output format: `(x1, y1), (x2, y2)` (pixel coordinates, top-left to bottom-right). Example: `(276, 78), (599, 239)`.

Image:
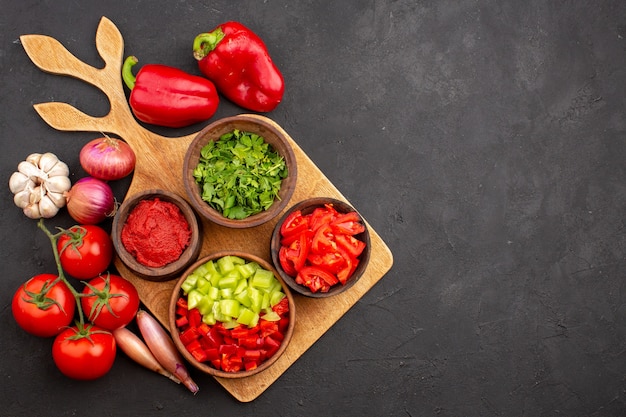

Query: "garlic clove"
(39, 152), (60, 173)
(29, 185), (44, 204)
(23, 203), (42, 219)
(8, 171), (30, 194)
(45, 175), (72, 194)
(18, 160), (44, 181)
(47, 191), (67, 208)
(39, 195), (60, 218)
(47, 160), (70, 177)
(25, 153), (42, 166)
(13, 189), (31, 209)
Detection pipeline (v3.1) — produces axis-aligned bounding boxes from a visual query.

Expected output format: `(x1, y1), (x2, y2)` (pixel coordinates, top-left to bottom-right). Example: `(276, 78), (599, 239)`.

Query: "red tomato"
(81, 274), (139, 330)
(52, 325), (116, 380)
(279, 210), (309, 237)
(12, 273), (76, 338)
(57, 225), (113, 279)
(331, 212), (366, 235)
(278, 246), (297, 276)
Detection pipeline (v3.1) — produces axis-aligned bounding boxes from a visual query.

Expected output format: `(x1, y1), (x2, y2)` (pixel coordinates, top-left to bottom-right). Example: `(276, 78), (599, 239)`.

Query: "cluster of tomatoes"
(11, 222), (140, 380)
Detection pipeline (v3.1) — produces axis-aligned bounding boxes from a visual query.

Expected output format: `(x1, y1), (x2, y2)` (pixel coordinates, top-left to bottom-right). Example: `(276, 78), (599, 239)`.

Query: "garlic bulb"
(9, 152), (71, 219)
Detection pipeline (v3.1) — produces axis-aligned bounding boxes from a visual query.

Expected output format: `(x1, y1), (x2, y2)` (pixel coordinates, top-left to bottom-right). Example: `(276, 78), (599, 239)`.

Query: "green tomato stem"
(37, 219), (86, 326)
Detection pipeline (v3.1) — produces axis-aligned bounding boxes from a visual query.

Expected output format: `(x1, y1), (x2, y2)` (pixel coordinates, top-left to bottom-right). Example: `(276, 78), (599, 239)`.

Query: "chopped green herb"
(193, 130), (288, 219)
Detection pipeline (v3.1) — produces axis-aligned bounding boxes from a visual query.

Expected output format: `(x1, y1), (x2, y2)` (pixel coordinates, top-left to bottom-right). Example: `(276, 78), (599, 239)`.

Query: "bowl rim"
(168, 250), (297, 378)
(183, 114), (298, 229)
(111, 189), (202, 281)
(270, 197), (371, 298)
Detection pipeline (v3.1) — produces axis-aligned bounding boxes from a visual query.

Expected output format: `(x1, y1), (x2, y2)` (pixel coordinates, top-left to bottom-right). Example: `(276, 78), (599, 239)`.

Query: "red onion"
(80, 136), (136, 181)
(64, 177), (116, 224)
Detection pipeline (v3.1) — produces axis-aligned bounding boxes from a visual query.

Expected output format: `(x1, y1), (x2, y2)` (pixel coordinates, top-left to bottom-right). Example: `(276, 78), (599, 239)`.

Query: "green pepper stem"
(122, 55), (139, 90)
(37, 219), (86, 326)
(192, 28), (225, 61)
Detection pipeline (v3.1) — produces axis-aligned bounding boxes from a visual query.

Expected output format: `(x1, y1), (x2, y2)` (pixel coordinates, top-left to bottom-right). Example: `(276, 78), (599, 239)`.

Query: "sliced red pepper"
(205, 327), (224, 348)
(230, 325), (252, 340)
(272, 297), (290, 316)
(188, 308), (202, 329)
(179, 326), (200, 346)
(203, 348), (220, 362)
(278, 317), (290, 333)
(259, 320), (279, 338)
(219, 344), (239, 356)
(189, 343), (208, 363)
(239, 336), (263, 349)
(221, 354), (243, 373)
(175, 315), (189, 329)
(176, 297), (189, 310)
(243, 349), (263, 362)
(197, 322), (211, 337)
(264, 336), (281, 358)
(244, 360), (258, 372)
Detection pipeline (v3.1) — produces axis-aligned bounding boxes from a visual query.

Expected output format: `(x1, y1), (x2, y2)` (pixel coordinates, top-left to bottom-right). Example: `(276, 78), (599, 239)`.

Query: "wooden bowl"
(183, 115), (297, 229)
(111, 189), (202, 281)
(168, 251), (296, 378)
(270, 197), (371, 298)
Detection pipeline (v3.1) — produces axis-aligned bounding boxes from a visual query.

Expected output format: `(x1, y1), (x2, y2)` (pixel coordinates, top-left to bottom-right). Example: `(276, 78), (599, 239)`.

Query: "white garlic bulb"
(8, 152), (71, 219)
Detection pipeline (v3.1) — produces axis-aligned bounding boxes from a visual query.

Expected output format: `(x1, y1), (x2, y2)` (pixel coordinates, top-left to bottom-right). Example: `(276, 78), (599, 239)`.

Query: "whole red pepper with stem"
(192, 22), (285, 112)
(122, 56), (219, 128)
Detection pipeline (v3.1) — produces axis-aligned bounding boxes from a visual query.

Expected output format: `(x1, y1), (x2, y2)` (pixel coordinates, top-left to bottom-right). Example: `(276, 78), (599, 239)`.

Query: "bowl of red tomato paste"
(112, 189), (202, 281)
(270, 197), (371, 298)
(169, 251), (296, 378)
(183, 114), (297, 229)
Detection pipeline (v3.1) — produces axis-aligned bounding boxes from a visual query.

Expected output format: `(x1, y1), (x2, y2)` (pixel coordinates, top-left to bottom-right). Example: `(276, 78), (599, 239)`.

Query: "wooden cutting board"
(20, 16), (394, 402)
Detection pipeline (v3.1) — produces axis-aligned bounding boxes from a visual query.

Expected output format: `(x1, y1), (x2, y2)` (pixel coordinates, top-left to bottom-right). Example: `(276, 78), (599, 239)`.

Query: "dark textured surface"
(1, 1), (625, 416)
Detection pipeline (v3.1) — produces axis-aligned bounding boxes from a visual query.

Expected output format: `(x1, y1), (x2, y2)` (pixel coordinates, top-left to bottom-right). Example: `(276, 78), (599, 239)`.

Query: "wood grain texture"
(21, 16), (394, 402)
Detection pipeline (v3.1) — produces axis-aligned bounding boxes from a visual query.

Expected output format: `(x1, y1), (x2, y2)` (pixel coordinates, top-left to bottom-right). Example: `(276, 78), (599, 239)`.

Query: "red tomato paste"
(121, 198), (191, 268)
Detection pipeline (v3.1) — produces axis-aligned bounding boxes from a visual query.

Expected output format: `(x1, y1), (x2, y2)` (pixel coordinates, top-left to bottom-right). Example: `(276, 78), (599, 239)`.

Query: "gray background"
(1, 1), (625, 416)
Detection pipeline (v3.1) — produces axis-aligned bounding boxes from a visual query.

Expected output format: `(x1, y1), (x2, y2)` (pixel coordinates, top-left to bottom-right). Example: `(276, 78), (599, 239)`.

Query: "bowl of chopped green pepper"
(169, 251), (296, 378)
(183, 115), (297, 228)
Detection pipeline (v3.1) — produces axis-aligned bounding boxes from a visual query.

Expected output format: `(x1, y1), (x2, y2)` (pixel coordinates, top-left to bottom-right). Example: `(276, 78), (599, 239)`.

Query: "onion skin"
(136, 309), (199, 394)
(80, 137), (136, 181)
(65, 177), (116, 225)
(112, 327), (181, 384)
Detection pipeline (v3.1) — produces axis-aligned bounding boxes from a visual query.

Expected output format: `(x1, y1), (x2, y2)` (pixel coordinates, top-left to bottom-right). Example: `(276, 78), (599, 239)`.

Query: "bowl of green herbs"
(183, 115), (298, 228)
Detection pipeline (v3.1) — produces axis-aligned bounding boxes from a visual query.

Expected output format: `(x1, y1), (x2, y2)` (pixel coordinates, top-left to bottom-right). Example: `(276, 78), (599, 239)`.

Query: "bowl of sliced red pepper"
(169, 251), (296, 378)
(270, 197), (371, 298)
(183, 114), (297, 229)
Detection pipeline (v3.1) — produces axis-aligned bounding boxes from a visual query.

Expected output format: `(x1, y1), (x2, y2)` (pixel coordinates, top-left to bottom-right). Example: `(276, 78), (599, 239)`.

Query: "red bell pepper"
(122, 56), (219, 128)
(192, 22), (284, 112)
